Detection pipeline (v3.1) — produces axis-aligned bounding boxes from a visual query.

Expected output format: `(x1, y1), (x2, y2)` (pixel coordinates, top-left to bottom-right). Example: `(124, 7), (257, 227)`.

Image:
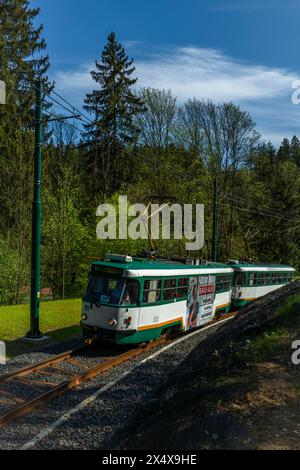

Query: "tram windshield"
(84, 274), (140, 306)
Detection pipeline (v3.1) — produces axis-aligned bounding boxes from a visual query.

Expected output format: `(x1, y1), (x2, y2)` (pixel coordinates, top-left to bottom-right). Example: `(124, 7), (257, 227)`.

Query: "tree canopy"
(0, 6), (300, 305)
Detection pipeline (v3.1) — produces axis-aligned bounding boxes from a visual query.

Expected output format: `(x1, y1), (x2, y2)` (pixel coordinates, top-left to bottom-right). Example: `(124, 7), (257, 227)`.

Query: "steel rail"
(0, 339), (166, 428)
(0, 348), (85, 384)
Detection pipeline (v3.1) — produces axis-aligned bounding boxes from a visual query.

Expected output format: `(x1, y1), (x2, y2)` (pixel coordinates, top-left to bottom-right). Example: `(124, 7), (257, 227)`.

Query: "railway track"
(0, 339), (167, 429)
(0, 312), (237, 429)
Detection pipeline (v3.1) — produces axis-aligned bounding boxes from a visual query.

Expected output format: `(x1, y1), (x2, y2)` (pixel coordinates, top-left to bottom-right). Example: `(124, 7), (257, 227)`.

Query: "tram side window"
(163, 278), (177, 301)
(248, 273), (255, 286)
(234, 272), (246, 286)
(143, 279), (162, 304)
(216, 274), (230, 291)
(265, 273), (271, 285)
(223, 275), (230, 290)
(250, 273), (258, 286)
(216, 275), (223, 292)
(177, 278), (189, 299)
(257, 273), (264, 286)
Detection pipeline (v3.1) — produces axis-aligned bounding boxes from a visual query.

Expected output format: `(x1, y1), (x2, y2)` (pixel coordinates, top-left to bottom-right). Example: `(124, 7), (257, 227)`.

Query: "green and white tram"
(228, 261), (295, 309)
(81, 254), (234, 345)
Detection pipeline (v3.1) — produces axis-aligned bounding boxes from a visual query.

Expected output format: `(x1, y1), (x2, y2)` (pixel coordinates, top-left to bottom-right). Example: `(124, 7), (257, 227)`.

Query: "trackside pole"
(27, 78), (43, 339)
(212, 178), (218, 262)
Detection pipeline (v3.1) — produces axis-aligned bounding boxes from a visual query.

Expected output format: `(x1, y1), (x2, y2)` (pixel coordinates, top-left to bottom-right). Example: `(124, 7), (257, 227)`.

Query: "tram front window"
(84, 275), (139, 305)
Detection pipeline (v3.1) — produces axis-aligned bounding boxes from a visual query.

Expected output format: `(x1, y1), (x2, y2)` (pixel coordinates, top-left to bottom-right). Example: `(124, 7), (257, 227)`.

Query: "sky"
(30, 0), (300, 145)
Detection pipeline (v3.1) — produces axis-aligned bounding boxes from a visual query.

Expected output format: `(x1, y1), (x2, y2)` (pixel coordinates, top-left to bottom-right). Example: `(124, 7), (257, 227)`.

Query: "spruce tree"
(290, 135), (300, 166)
(0, 0), (50, 303)
(84, 32), (144, 195)
(0, 0), (50, 120)
(277, 138), (291, 162)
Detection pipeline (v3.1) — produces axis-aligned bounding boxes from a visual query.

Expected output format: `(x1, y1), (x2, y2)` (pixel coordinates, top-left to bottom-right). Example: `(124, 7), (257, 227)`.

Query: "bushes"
(0, 240), (19, 305)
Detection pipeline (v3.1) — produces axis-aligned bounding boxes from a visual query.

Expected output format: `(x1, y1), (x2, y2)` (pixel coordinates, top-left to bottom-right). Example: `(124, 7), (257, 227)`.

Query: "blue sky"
(31, 0), (300, 144)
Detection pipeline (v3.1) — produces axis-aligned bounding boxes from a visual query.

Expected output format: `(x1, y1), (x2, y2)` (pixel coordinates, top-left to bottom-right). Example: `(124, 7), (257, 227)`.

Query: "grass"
(244, 328), (289, 362)
(0, 299), (82, 342)
(208, 294), (300, 380)
(274, 294), (300, 324)
(241, 295), (300, 363)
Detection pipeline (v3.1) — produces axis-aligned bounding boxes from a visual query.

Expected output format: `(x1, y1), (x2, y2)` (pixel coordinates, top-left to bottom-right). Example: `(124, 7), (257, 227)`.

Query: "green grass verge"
(0, 299), (82, 342)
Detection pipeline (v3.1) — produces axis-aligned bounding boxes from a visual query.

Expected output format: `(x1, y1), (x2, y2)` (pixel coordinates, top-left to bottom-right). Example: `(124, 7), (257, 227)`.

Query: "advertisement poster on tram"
(198, 275), (216, 326)
(186, 276), (216, 330)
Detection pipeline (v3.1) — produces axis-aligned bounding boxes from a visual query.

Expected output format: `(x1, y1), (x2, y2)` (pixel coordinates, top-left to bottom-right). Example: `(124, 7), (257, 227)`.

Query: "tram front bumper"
(80, 322), (137, 341)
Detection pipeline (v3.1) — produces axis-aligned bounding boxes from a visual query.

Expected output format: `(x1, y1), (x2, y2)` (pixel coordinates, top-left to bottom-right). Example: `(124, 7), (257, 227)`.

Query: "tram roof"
(227, 262), (295, 272)
(90, 258), (232, 273)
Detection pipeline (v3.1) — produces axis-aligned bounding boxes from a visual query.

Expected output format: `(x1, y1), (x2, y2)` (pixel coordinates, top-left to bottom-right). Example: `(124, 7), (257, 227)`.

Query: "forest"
(1, 0), (300, 306)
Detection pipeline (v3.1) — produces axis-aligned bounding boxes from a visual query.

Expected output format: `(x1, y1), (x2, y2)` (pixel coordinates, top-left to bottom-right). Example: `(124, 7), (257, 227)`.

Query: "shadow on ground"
(116, 281), (300, 450)
(5, 325), (82, 358)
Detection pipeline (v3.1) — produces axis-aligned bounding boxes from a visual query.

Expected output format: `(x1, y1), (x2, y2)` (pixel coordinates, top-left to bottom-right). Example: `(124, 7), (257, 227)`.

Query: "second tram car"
(228, 261), (295, 308)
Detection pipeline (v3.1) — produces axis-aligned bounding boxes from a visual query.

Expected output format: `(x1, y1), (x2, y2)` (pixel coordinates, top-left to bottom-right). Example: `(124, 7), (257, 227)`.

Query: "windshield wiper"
(86, 287), (101, 308)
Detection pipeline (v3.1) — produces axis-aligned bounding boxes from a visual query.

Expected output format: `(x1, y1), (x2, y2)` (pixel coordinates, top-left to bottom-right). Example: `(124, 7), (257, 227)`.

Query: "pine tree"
(84, 32), (144, 195)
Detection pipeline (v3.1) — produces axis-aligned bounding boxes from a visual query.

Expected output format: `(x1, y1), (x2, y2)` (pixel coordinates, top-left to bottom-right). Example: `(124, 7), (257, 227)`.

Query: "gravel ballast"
(0, 321), (228, 450)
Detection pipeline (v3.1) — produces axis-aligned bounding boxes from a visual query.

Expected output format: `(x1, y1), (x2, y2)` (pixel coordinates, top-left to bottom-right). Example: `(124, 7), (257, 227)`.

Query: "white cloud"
(51, 45), (300, 144)
(135, 47), (296, 103)
(123, 40), (143, 49)
(53, 46), (296, 103)
(54, 66), (93, 94)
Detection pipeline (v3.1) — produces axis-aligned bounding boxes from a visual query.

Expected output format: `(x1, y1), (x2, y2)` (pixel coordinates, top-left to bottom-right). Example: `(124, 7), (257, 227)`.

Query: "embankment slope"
(121, 281), (300, 450)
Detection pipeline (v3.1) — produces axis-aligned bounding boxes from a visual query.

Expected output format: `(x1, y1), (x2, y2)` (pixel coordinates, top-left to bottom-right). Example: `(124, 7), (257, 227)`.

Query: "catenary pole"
(27, 77), (43, 339)
(212, 178), (218, 262)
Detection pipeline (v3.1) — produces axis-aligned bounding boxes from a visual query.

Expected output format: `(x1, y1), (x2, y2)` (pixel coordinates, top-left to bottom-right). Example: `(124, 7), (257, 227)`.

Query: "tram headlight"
(108, 318), (117, 327)
(82, 313), (88, 321)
